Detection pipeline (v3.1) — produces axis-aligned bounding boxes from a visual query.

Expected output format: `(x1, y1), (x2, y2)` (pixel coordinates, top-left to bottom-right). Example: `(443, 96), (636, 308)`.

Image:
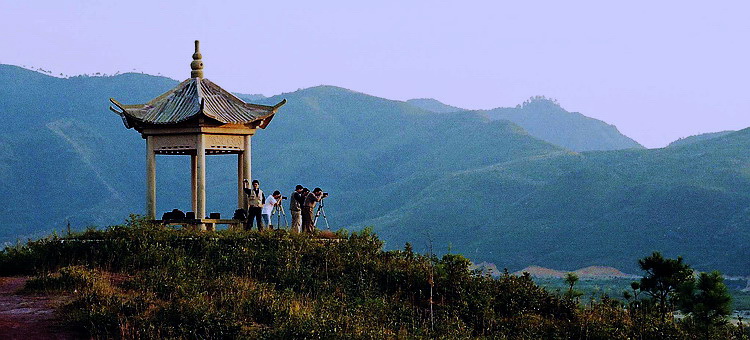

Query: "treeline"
(0, 218), (747, 339)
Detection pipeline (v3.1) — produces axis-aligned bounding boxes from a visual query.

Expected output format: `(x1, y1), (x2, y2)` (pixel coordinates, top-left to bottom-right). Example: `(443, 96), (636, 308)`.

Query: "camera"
(281, 196), (288, 200)
(322, 192), (329, 198)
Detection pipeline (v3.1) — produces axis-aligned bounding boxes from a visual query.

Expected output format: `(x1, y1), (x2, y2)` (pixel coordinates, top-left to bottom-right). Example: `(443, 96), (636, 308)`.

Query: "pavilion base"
(153, 218), (245, 231)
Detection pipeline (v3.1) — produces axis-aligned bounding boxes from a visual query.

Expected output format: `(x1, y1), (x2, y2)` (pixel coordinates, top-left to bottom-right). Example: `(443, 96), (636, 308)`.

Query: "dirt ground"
(0, 277), (83, 339)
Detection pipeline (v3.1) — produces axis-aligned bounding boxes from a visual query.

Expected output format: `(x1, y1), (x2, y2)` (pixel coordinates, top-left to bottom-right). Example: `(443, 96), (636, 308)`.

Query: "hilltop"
(0, 223), (581, 338)
(0, 222), (741, 338)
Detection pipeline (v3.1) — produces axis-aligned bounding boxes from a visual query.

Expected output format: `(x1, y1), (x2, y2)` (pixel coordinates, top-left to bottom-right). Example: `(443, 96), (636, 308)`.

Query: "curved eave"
(110, 97), (287, 129)
(255, 99), (287, 129)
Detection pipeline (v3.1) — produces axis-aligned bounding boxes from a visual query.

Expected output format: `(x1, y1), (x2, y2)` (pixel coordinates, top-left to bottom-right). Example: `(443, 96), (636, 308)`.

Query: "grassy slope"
(1, 224), (585, 338)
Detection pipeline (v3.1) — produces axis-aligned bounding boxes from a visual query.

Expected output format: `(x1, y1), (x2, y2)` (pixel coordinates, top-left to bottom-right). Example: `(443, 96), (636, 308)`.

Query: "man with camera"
(243, 179), (265, 231)
(290, 185), (305, 233)
(262, 190), (283, 229)
(302, 187), (326, 233)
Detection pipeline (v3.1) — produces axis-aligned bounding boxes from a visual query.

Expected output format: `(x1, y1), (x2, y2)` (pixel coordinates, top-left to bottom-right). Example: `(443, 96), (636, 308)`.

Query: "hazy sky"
(2, 1), (748, 147)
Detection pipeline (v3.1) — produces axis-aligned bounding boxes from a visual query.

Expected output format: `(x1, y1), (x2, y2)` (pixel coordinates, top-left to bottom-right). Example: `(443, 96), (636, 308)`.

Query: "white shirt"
(262, 196), (277, 215)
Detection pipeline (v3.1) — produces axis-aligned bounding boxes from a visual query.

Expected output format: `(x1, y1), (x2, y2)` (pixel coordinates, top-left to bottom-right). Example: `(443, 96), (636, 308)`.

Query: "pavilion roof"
(110, 78), (285, 129)
(109, 40), (285, 130)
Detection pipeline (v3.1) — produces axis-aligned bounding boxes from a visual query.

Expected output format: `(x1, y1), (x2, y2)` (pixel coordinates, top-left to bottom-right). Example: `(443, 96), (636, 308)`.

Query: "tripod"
(271, 201), (289, 229)
(313, 198), (331, 230)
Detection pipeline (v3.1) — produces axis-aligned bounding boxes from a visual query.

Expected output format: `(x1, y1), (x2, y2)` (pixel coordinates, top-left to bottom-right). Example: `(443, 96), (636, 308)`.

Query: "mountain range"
(407, 95), (643, 152)
(1, 64), (748, 276)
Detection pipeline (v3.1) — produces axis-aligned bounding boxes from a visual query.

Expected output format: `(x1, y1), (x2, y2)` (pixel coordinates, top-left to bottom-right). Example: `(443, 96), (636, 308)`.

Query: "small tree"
(565, 272), (579, 291)
(677, 271), (732, 337)
(564, 272), (582, 300)
(638, 252), (694, 319)
(624, 281), (642, 309)
(630, 281), (641, 300)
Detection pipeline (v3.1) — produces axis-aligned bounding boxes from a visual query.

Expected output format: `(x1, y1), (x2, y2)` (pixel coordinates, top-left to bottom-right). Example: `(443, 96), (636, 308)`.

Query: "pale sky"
(2, 0), (749, 148)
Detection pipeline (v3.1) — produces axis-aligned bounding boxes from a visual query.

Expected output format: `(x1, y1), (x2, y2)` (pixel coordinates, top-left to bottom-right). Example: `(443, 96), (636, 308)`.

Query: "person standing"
(244, 179), (265, 231)
(302, 187), (324, 233)
(262, 190), (282, 229)
(289, 185), (305, 233)
(300, 187), (311, 232)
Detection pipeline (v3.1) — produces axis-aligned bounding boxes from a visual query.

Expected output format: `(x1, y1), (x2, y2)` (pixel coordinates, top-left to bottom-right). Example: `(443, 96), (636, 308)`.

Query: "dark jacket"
(304, 192), (322, 208)
(290, 191), (304, 211)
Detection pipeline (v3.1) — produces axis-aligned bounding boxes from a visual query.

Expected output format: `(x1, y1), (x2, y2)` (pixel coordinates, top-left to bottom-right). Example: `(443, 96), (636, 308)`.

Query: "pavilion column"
(145, 136), (157, 219)
(243, 135), (252, 186)
(237, 152), (245, 209)
(196, 135), (207, 229)
(191, 154), (198, 213)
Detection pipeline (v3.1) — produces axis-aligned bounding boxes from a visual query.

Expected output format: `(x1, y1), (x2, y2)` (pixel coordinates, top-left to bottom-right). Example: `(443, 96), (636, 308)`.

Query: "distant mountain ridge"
(511, 265), (637, 279)
(667, 131), (735, 148)
(2, 64), (749, 276)
(513, 266), (566, 278)
(406, 98), (466, 113)
(407, 96), (643, 152)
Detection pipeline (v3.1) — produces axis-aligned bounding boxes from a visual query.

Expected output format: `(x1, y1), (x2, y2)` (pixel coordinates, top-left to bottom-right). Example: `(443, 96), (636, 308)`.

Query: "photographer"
(262, 190), (282, 230)
(290, 185), (305, 233)
(302, 187), (325, 233)
(243, 179), (265, 231)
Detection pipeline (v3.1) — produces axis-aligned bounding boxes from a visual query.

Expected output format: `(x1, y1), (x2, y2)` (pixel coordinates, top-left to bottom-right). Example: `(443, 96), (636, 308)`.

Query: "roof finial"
(191, 40), (204, 78)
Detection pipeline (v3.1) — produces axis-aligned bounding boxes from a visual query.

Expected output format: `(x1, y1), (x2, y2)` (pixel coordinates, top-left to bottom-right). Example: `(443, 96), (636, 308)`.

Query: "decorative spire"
(190, 40), (204, 78)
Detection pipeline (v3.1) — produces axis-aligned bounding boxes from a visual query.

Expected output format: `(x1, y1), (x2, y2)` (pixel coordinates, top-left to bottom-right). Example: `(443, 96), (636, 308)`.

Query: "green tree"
(638, 252), (694, 319)
(677, 271), (732, 337)
(630, 281), (641, 300)
(564, 272), (582, 300)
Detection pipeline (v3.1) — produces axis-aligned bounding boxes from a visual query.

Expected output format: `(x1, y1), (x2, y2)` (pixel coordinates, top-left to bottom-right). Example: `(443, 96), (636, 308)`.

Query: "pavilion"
(109, 40), (286, 230)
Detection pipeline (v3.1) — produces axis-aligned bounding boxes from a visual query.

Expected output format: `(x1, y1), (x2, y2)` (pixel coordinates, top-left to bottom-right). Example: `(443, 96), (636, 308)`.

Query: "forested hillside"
(1, 65), (749, 275)
(367, 129), (750, 275)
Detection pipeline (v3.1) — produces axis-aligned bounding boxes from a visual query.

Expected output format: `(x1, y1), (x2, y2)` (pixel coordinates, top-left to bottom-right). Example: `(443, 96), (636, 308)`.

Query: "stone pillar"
(191, 154), (198, 213)
(237, 152), (245, 209)
(241, 136), (252, 231)
(196, 135), (207, 230)
(243, 135), (252, 185)
(146, 136), (157, 219)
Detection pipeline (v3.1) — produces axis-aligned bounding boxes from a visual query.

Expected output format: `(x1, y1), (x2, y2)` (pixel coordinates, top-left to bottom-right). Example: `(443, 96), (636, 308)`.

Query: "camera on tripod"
(313, 191), (331, 230)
